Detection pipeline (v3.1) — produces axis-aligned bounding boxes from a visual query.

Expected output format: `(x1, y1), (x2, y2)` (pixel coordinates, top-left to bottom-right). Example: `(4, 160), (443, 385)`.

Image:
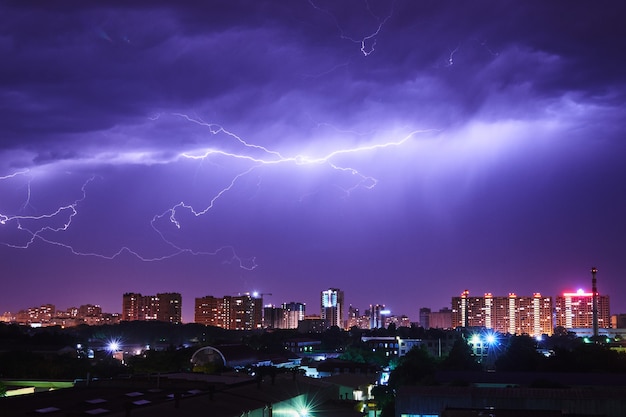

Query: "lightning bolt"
(160, 113), (436, 230)
(307, 0), (394, 57)
(0, 115), (437, 271)
(0, 169), (29, 180)
(439, 39), (499, 68)
(0, 176), (93, 241)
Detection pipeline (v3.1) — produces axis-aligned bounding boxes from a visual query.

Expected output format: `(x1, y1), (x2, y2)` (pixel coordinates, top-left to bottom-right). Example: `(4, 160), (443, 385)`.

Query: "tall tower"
(592, 267), (599, 338)
(321, 288), (344, 329)
(369, 304), (386, 329)
(156, 292), (182, 324)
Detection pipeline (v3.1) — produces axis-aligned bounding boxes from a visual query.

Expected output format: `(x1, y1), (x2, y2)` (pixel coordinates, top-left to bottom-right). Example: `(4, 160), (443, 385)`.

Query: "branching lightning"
(0, 114), (436, 270)
(307, 0), (394, 57)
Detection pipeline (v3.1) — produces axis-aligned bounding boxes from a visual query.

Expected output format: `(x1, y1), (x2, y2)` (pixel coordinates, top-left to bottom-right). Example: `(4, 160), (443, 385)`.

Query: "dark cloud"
(1, 0), (625, 321)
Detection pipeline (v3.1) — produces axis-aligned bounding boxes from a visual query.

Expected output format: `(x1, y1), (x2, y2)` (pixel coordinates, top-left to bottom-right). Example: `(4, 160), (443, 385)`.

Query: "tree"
(440, 339), (481, 371)
(495, 335), (546, 372)
(388, 346), (437, 387)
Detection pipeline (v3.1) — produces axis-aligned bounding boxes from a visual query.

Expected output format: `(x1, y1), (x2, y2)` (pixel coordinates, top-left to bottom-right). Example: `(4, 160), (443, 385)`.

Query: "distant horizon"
(3, 281), (620, 325)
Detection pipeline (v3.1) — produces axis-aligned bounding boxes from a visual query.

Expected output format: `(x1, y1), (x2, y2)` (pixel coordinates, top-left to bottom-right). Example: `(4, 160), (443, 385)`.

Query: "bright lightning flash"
(0, 114), (436, 269)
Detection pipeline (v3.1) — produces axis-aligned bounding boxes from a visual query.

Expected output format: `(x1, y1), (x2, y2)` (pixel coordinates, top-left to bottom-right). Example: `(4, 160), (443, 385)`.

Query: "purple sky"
(1, 1), (625, 324)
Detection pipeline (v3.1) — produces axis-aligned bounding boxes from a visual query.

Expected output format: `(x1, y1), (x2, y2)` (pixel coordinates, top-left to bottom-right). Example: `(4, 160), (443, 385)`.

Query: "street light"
(107, 341), (120, 352)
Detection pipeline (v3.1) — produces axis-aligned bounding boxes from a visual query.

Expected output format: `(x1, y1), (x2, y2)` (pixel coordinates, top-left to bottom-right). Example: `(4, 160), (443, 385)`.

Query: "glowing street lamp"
(107, 341), (120, 352)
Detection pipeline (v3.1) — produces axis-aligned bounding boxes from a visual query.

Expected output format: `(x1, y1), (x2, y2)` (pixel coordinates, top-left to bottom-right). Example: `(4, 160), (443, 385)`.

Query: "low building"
(0, 372), (364, 417)
(397, 385), (626, 417)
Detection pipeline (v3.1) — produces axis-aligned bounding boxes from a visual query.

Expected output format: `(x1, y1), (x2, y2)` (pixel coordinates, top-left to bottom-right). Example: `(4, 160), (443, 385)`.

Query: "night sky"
(1, 1), (625, 324)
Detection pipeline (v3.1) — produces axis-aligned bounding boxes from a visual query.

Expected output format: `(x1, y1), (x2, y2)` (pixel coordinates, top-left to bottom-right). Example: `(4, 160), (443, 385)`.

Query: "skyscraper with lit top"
(555, 289), (610, 330)
(321, 288), (344, 329)
(452, 290), (553, 337)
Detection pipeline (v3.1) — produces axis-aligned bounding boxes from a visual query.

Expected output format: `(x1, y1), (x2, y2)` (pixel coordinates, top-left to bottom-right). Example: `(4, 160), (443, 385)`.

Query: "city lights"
(273, 395), (316, 417)
(106, 339), (121, 352)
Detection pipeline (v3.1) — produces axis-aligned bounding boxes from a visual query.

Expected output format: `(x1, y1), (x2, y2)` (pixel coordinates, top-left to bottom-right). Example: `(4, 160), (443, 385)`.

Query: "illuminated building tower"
(122, 293), (143, 321)
(451, 291), (466, 328)
(195, 296), (223, 327)
(507, 293), (518, 335)
(232, 294), (263, 330)
(451, 290), (485, 328)
(156, 292), (182, 324)
(370, 304), (387, 329)
(283, 302), (305, 329)
(145, 295), (161, 320)
(122, 292), (182, 323)
(452, 291), (553, 337)
(555, 289), (610, 330)
(513, 293), (553, 336)
(347, 305), (360, 329)
(484, 294), (493, 329)
(263, 305), (285, 329)
(194, 294), (262, 330)
(534, 293), (554, 336)
(321, 288), (344, 329)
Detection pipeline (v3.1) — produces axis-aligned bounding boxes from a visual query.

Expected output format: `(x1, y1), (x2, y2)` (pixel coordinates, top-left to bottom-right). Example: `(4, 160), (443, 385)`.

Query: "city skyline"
(2, 282), (617, 326)
(1, 1), (626, 323)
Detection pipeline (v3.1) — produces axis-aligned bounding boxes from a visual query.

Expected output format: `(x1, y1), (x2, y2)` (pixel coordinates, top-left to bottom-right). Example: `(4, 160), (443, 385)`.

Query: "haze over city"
(1, 1), (625, 324)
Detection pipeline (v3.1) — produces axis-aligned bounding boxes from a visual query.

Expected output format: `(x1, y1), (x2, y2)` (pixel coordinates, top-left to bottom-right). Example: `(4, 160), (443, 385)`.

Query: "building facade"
(555, 290), (610, 329)
(429, 307), (453, 329)
(122, 292), (182, 324)
(451, 290), (553, 337)
(263, 303), (305, 330)
(369, 304), (387, 329)
(283, 302), (306, 329)
(195, 294), (262, 330)
(419, 307), (431, 329)
(320, 288), (344, 329)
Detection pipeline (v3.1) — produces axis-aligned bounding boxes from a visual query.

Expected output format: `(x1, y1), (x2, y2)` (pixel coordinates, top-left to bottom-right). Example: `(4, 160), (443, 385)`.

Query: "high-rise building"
(122, 292), (182, 323)
(321, 288), (344, 329)
(419, 307), (431, 329)
(194, 295), (224, 328)
(451, 290), (481, 328)
(156, 293), (182, 324)
(451, 290), (553, 337)
(263, 305), (284, 329)
(122, 293), (143, 321)
(429, 307), (453, 329)
(369, 304), (387, 329)
(283, 302), (305, 329)
(346, 305), (359, 329)
(346, 305), (370, 329)
(262, 302), (305, 329)
(195, 294), (262, 330)
(612, 314), (626, 329)
(555, 290), (610, 330)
